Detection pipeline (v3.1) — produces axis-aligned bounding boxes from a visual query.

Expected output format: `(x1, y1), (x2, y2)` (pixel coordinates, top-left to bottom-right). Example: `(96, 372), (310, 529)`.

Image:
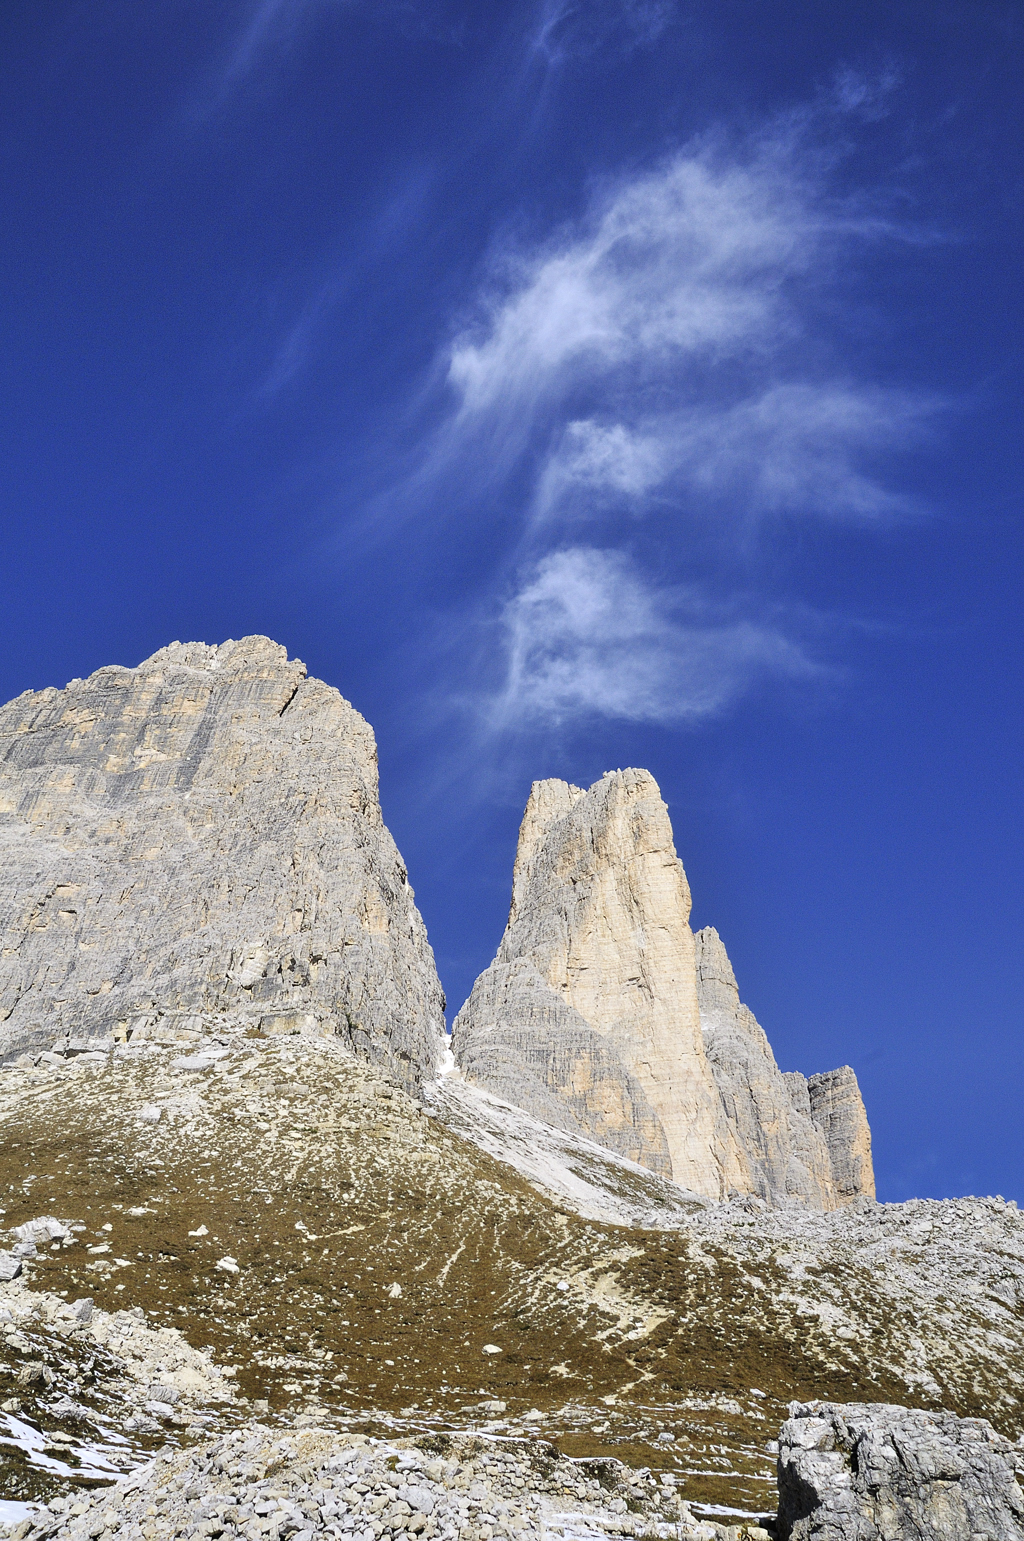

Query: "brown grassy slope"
(2, 1036), (1021, 1515)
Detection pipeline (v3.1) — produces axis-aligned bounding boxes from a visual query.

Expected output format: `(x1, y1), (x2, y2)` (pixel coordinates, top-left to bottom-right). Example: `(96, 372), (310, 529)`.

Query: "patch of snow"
(438, 1037), (456, 1078)
(0, 1502), (40, 1526)
(0, 1411), (128, 1482)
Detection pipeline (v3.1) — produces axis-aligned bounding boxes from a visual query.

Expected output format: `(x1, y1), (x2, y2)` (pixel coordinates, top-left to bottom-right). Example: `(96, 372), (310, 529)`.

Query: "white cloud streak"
(529, 0), (675, 65)
(448, 148), (818, 427)
(494, 548), (819, 727)
(427, 102), (939, 730)
(196, 0), (357, 108)
(223, 0), (302, 85)
(537, 383), (936, 523)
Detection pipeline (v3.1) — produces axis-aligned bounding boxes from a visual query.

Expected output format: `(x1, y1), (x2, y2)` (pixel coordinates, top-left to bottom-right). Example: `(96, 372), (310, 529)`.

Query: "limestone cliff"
(695, 927), (875, 1207)
(807, 1065), (875, 1201)
(0, 636), (446, 1090)
(454, 770), (875, 1210)
(452, 770), (752, 1198)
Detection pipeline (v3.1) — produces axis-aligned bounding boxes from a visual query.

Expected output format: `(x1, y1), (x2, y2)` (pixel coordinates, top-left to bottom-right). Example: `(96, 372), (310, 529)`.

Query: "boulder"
(777, 1400), (1024, 1539)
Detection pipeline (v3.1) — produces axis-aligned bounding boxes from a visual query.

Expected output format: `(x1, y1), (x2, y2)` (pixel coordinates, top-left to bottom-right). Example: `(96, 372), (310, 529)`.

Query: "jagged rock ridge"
(696, 926), (874, 1208)
(454, 770), (873, 1208)
(0, 636), (446, 1091)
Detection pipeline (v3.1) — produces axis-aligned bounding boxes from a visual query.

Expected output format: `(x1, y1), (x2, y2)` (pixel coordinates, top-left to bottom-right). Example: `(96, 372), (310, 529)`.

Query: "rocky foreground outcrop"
(0, 638), (446, 1091)
(453, 771), (873, 1207)
(3, 1425), (746, 1541)
(777, 1401), (1024, 1539)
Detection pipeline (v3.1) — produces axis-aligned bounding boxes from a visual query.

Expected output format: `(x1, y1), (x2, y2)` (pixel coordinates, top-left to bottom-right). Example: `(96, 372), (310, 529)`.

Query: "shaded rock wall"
(696, 927), (875, 1208)
(807, 1066), (875, 1202)
(0, 637), (446, 1091)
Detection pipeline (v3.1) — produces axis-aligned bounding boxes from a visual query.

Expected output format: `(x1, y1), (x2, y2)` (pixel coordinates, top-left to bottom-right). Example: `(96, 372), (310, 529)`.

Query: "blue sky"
(1, 1), (1021, 1203)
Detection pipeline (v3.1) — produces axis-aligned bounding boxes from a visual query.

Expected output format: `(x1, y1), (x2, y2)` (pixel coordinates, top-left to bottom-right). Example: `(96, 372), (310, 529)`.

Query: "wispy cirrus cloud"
(201, 0), (464, 105)
(535, 383), (937, 524)
(528, 0), (676, 65)
(222, 0), (311, 87)
(413, 90), (943, 732)
(182, 0), (344, 117)
(494, 547), (820, 727)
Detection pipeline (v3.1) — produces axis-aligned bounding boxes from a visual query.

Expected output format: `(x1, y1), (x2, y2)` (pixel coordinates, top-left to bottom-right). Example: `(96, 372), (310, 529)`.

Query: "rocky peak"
(0, 636), (445, 1090)
(807, 1066), (875, 1202)
(694, 924), (741, 1007)
(456, 771), (875, 1211)
(454, 769), (751, 1198)
(508, 777), (586, 926)
(695, 926), (875, 1208)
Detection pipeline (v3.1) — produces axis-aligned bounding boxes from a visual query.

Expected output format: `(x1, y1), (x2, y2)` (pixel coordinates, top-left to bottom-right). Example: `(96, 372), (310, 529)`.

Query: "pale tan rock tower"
(454, 769), (874, 1208)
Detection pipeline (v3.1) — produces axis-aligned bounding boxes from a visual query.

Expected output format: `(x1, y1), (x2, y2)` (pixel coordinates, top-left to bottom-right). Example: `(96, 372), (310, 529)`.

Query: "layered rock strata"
(0, 637), (445, 1091)
(455, 771), (873, 1208)
(805, 1067), (875, 1202)
(453, 771), (751, 1197)
(777, 1401), (1024, 1540)
(696, 927), (874, 1208)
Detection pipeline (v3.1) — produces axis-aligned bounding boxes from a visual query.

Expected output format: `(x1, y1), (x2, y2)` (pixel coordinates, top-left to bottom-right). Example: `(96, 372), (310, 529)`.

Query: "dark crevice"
(278, 681), (302, 717)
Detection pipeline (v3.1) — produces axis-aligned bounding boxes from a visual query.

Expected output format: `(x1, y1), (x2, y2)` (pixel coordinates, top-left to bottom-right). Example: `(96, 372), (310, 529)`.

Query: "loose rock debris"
(0, 1425), (774, 1541)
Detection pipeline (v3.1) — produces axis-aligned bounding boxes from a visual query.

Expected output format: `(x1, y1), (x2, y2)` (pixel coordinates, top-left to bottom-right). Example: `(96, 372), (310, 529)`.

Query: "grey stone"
(696, 927), (875, 1209)
(0, 1251), (22, 1281)
(806, 1068), (875, 1203)
(0, 636), (446, 1093)
(12, 1216), (70, 1244)
(777, 1400), (1024, 1540)
(10, 1425), (701, 1541)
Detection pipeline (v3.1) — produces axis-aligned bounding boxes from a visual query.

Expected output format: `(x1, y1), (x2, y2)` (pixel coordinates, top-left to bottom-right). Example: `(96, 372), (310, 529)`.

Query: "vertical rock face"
(454, 769), (875, 1210)
(776, 1401), (1024, 1540)
(695, 927), (875, 1208)
(452, 770), (751, 1197)
(806, 1066), (875, 1202)
(695, 926), (838, 1209)
(0, 637), (446, 1091)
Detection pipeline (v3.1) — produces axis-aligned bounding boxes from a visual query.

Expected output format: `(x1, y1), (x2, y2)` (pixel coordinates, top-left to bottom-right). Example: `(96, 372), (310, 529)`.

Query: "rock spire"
(454, 769), (874, 1208)
(453, 770), (751, 1197)
(696, 926), (874, 1207)
(0, 636), (446, 1090)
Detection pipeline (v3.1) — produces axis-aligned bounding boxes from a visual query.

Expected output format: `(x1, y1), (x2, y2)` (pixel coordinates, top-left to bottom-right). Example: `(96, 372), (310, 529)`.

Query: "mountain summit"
(0, 642), (1021, 1536)
(453, 770), (873, 1208)
(0, 636), (446, 1090)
